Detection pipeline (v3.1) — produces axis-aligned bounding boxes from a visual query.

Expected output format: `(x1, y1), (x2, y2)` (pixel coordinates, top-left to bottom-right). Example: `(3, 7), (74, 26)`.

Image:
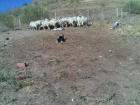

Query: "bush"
(21, 4), (49, 23)
(0, 4), (49, 28)
(123, 0), (140, 14)
(0, 13), (14, 28)
(7, 8), (21, 17)
(46, 0), (58, 5)
(71, 0), (80, 3)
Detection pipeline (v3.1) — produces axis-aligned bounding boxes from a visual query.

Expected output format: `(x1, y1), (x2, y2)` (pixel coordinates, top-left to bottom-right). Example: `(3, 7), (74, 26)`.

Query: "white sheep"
(29, 20), (42, 30)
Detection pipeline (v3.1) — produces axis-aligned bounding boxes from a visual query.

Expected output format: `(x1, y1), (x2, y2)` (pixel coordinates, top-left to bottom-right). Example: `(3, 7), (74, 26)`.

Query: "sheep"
(67, 17), (77, 27)
(29, 15), (92, 30)
(29, 20), (42, 30)
(77, 15), (88, 27)
(39, 19), (59, 30)
(47, 19), (59, 30)
(58, 17), (69, 27)
(39, 20), (49, 30)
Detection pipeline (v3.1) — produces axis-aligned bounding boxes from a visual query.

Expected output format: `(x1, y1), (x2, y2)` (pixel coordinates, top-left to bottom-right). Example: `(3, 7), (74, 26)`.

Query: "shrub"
(99, 0), (107, 7)
(46, 0), (58, 4)
(21, 4), (49, 23)
(123, 0), (140, 14)
(8, 8), (21, 17)
(71, 0), (80, 3)
(0, 70), (32, 91)
(0, 13), (14, 28)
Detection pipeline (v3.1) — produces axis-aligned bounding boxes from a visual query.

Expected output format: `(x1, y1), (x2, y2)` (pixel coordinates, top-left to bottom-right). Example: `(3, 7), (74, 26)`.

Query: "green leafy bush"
(46, 0), (58, 4)
(0, 13), (14, 28)
(0, 4), (49, 29)
(8, 8), (21, 17)
(71, 0), (80, 3)
(21, 4), (49, 23)
(123, 0), (140, 14)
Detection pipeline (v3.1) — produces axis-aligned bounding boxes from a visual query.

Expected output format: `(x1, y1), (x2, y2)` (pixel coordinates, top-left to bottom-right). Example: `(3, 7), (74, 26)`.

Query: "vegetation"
(0, 13), (14, 29)
(123, 0), (140, 14)
(0, 68), (22, 91)
(0, 0), (140, 29)
(76, 93), (86, 101)
(99, 0), (107, 7)
(71, 0), (80, 3)
(46, 0), (58, 4)
(0, 4), (49, 29)
(21, 4), (49, 23)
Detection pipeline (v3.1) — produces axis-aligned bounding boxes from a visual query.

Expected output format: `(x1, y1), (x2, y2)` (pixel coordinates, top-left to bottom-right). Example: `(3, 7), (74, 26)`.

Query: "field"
(0, 22), (140, 105)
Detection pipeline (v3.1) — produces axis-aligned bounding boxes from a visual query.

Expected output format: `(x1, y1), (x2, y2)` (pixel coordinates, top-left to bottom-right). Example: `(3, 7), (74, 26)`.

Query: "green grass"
(134, 55), (140, 64)
(90, 58), (97, 62)
(76, 93), (86, 101)
(137, 29), (140, 33)
(79, 74), (91, 79)
(55, 58), (64, 64)
(123, 0), (140, 14)
(134, 99), (139, 104)
(0, 66), (32, 91)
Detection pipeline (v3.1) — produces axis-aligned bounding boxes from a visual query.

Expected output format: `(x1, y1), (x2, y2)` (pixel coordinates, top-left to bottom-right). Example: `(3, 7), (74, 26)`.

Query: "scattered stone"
(40, 43), (45, 46)
(2, 44), (7, 47)
(17, 63), (27, 68)
(15, 74), (26, 80)
(6, 38), (9, 40)
(15, 28), (21, 31)
(128, 57), (133, 61)
(99, 56), (102, 58)
(15, 72), (31, 80)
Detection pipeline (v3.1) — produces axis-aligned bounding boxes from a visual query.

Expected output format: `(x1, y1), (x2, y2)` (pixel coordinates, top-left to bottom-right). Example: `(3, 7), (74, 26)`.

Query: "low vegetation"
(21, 4), (49, 23)
(0, 0), (140, 30)
(71, 0), (80, 3)
(0, 13), (14, 29)
(0, 4), (49, 30)
(123, 0), (140, 14)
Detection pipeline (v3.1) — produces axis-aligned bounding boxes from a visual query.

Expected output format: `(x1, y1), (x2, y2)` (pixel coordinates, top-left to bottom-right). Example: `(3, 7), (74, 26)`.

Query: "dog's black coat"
(57, 34), (66, 43)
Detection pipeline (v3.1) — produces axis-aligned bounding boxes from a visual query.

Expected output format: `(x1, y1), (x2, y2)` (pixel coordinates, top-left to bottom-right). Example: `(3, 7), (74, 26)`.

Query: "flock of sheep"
(29, 15), (93, 30)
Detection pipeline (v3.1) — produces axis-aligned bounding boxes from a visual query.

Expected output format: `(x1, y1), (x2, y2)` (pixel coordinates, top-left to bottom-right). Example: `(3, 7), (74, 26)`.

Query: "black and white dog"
(110, 22), (119, 29)
(57, 33), (66, 43)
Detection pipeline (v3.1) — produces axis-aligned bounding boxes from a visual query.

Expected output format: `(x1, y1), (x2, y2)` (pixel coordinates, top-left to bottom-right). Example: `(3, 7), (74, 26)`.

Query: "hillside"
(1, 0), (140, 105)
(1, 0), (140, 31)
(19, 0), (129, 27)
(23, 0), (140, 25)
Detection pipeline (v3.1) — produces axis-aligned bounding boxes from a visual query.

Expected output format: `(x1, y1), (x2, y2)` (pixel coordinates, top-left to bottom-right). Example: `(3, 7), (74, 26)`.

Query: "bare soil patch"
(0, 22), (140, 105)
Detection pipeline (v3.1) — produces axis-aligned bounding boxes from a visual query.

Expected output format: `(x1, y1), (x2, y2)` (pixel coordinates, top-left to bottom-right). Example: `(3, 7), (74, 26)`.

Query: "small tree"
(21, 4), (49, 23)
(123, 0), (140, 14)
(71, 0), (80, 3)
(0, 13), (14, 28)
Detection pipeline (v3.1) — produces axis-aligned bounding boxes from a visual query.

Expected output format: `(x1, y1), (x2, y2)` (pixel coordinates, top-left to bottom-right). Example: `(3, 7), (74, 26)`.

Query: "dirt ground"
(0, 22), (140, 105)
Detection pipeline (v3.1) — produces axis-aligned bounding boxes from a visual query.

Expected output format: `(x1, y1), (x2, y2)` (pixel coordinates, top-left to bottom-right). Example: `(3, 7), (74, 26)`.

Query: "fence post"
(55, 12), (57, 19)
(116, 7), (118, 18)
(121, 9), (123, 18)
(128, 3), (130, 24)
(96, 7), (98, 20)
(18, 15), (21, 29)
(87, 10), (89, 20)
(101, 9), (104, 21)
(73, 13), (75, 17)
(73, 7), (76, 17)
(0, 20), (2, 32)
